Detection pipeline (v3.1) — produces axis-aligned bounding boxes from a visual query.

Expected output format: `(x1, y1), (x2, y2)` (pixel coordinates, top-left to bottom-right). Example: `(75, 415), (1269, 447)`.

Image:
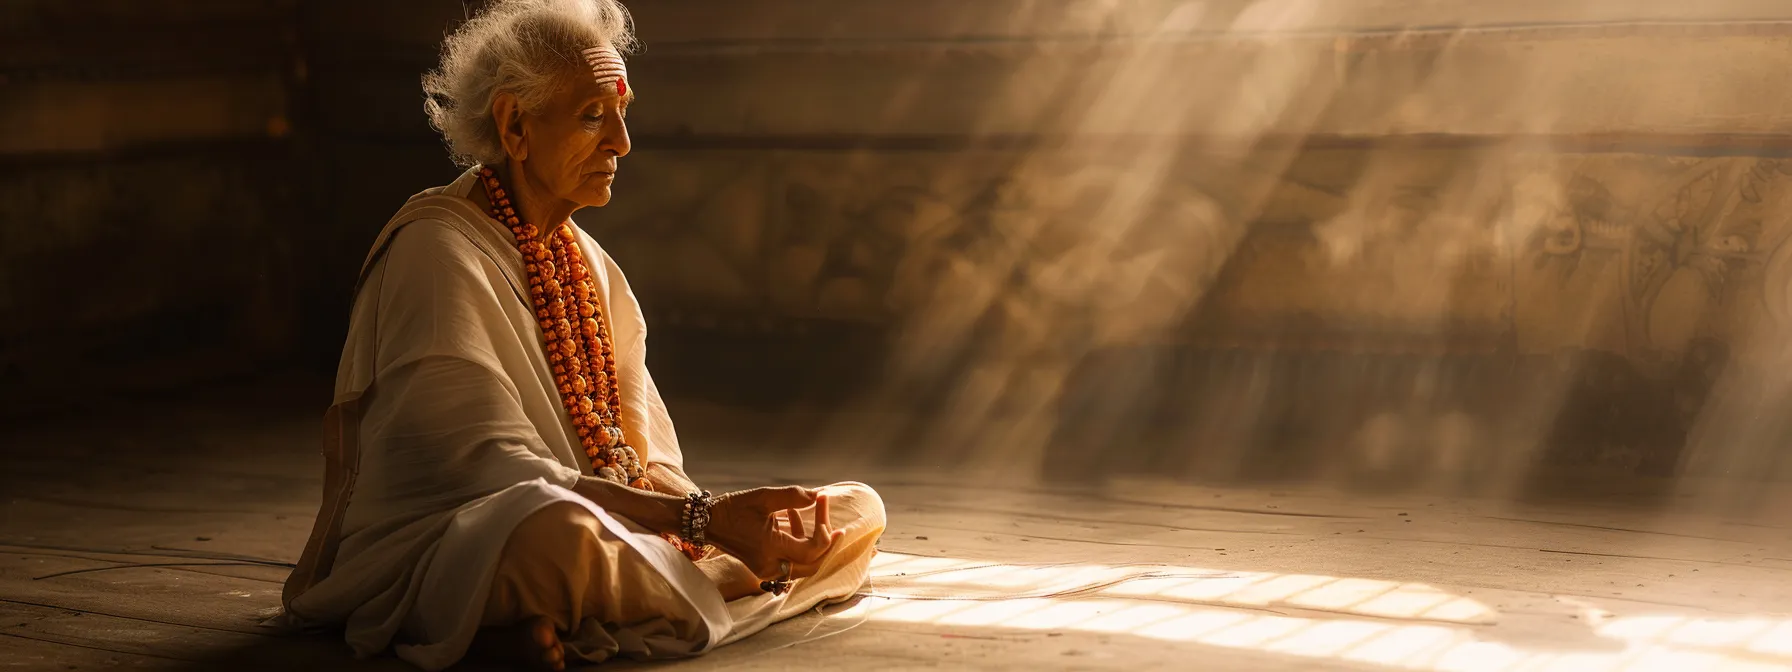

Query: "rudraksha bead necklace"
(478, 165), (705, 562)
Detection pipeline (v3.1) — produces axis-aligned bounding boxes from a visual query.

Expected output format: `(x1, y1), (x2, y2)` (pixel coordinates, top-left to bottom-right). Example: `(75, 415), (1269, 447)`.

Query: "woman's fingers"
(714, 486), (849, 581)
(765, 525), (828, 564)
(785, 508), (806, 540)
(786, 498), (837, 565)
(813, 495), (832, 531)
(809, 496), (836, 551)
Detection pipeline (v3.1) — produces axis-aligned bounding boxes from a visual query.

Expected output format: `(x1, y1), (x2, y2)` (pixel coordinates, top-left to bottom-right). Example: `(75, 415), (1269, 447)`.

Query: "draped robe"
(275, 168), (884, 670)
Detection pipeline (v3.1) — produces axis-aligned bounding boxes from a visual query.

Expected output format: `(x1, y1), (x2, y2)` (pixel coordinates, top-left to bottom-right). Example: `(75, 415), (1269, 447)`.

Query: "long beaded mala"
(478, 166), (706, 562)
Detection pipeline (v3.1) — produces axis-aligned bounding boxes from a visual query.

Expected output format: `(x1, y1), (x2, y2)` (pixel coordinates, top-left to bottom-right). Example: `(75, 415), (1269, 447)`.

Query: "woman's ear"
(492, 91), (529, 161)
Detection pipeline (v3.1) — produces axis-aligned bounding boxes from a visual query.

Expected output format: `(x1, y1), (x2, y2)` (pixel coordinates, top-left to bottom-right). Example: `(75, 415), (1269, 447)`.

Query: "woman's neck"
(495, 162), (576, 241)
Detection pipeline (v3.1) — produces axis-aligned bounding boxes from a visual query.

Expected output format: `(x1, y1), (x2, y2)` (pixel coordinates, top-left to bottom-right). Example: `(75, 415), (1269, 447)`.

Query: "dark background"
(0, 0), (914, 417)
(7, 1), (1792, 496)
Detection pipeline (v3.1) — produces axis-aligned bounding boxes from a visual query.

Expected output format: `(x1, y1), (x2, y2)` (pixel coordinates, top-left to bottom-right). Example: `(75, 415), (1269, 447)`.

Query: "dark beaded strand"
(681, 490), (713, 547)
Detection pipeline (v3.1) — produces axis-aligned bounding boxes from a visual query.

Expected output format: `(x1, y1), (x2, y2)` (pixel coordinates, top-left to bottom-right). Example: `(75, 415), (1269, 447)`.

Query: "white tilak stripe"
(582, 49), (625, 63)
(582, 46), (628, 88)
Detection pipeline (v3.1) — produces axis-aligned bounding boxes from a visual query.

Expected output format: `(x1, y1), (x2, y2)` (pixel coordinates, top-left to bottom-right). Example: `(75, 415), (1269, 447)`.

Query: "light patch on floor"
(4, 394), (1791, 671)
(845, 552), (1792, 672)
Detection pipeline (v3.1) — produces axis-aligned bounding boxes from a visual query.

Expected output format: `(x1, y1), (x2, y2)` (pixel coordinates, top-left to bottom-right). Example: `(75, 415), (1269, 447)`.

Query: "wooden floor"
(4, 379), (1792, 671)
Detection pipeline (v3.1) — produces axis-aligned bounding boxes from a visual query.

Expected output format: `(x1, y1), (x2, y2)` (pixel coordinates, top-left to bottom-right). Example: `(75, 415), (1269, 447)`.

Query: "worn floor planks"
(3, 382), (1791, 670)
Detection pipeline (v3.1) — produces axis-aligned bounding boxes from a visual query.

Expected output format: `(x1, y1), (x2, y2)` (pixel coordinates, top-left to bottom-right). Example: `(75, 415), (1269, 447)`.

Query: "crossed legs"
(471, 482), (886, 670)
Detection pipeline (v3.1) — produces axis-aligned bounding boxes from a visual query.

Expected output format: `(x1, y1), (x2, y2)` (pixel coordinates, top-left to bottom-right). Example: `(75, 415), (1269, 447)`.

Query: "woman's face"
(514, 66), (632, 209)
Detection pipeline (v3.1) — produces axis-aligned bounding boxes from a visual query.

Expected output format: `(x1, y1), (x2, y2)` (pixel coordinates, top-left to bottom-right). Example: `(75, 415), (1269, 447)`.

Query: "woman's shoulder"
(372, 184), (507, 272)
(365, 219), (520, 323)
(375, 215), (524, 302)
(384, 217), (491, 271)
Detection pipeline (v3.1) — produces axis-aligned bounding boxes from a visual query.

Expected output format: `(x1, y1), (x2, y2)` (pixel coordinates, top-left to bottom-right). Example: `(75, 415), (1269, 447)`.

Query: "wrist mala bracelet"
(680, 490), (714, 550)
(682, 490), (789, 595)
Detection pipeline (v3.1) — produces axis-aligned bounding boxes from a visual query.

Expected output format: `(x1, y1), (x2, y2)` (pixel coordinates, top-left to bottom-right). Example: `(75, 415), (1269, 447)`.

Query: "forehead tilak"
(580, 45), (628, 97)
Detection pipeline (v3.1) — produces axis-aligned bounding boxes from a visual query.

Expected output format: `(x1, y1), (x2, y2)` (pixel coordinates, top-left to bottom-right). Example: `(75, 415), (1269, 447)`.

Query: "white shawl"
(276, 168), (725, 669)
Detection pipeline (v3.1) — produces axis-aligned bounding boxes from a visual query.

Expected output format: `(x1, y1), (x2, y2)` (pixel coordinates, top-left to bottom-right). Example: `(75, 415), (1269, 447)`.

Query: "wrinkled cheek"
(556, 144), (593, 189)
(573, 136), (604, 167)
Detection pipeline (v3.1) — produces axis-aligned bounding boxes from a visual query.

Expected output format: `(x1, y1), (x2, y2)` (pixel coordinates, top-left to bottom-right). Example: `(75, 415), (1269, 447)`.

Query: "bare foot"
(471, 615), (564, 671)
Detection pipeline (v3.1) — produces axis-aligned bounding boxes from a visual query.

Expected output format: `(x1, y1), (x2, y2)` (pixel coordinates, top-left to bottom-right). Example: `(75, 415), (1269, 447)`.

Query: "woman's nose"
(604, 117), (631, 157)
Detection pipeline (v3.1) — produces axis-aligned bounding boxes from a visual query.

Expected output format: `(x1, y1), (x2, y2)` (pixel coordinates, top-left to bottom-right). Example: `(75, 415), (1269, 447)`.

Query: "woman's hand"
(771, 501), (836, 578)
(704, 486), (841, 581)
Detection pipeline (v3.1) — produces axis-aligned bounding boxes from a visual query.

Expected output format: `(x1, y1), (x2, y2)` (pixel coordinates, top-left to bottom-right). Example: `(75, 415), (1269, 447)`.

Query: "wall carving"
(583, 147), (1792, 482)
(1513, 156), (1792, 368)
(594, 150), (1792, 369)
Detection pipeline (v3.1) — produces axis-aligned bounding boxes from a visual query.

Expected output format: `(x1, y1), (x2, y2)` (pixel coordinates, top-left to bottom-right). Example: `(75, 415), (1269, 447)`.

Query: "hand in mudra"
(705, 486), (840, 581)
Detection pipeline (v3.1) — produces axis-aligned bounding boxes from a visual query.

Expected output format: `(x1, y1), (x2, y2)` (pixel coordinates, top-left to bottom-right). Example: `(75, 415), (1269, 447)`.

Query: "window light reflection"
(852, 553), (1792, 672)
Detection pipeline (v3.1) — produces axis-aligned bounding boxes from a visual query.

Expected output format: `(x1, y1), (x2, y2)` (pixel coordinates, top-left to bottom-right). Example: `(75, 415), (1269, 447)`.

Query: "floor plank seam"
(0, 630), (207, 663)
(0, 597), (280, 637)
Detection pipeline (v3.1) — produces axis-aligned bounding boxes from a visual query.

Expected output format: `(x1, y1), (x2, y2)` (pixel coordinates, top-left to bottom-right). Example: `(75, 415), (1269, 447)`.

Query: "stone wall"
(594, 147), (1792, 356)
(604, 3), (1792, 483)
(7, 1), (1792, 484)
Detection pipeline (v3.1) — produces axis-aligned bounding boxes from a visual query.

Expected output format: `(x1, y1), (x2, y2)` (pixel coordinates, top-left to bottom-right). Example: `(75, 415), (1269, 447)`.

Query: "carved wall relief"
(589, 146), (1792, 481)
(597, 149), (1791, 377)
(1504, 156), (1792, 372)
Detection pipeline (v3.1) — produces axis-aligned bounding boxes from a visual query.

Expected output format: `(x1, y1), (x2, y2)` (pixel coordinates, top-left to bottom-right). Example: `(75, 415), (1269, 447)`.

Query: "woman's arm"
(641, 461), (769, 596)
(584, 463), (838, 584)
(365, 224), (831, 571)
(639, 453), (778, 597)
(568, 475), (688, 534)
(645, 461), (700, 495)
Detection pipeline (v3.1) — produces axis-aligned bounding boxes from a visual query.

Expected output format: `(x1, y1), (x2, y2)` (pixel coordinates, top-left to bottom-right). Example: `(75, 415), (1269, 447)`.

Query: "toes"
(471, 618), (565, 671)
(529, 618), (557, 648)
(532, 617), (564, 671)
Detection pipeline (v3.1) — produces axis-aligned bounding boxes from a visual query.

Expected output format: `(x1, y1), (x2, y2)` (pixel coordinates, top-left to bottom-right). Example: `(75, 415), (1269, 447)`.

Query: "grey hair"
(422, 0), (636, 168)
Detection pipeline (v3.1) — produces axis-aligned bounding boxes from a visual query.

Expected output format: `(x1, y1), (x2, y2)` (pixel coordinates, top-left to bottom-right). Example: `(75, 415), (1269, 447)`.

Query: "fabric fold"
(276, 167), (879, 670)
(278, 168), (714, 667)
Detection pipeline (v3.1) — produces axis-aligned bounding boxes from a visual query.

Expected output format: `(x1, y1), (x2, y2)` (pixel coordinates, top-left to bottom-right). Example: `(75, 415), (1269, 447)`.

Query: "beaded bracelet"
(683, 490), (788, 595)
(680, 490), (714, 548)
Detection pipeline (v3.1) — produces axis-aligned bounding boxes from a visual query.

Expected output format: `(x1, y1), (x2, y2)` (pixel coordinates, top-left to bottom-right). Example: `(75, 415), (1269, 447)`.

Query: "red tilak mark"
(617, 79), (626, 96)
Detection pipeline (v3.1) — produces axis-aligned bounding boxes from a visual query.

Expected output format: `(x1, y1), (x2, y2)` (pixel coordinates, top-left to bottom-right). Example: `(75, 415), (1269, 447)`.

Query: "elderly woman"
(275, 1), (885, 669)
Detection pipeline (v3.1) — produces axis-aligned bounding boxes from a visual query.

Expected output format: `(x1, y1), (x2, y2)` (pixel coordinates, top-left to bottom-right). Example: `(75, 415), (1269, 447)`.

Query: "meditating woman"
(274, 1), (885, 669)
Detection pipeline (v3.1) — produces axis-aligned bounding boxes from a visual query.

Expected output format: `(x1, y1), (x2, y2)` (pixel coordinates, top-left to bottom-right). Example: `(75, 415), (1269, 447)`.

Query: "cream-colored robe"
(275, 168), (879, 670)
